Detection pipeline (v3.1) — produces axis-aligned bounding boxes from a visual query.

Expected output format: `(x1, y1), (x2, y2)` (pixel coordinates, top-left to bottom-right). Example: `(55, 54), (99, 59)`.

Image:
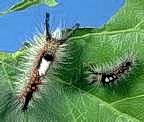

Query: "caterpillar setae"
(87, 54), (135, 86)
(15, 13), (80, 111)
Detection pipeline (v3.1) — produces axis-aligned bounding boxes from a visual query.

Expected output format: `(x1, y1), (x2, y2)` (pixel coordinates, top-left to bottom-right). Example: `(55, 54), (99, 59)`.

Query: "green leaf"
(1, 0), (144, 121)
(0, 0), (58, 15)
(0, 51), (139, 122)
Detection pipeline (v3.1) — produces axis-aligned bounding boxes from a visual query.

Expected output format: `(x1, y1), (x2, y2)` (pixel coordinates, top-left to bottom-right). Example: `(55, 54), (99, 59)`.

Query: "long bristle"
(87, 53), (136, 86)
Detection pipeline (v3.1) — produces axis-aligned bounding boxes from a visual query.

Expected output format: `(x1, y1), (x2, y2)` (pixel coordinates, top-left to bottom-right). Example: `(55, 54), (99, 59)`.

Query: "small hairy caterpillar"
(87, 54), (135, 86)
(15, 13), (80, 111)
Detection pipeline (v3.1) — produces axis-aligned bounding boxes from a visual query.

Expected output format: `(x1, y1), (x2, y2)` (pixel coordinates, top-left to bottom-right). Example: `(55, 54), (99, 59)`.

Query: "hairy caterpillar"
(87, 54), (135, 86)
(15, 13), (80, 111)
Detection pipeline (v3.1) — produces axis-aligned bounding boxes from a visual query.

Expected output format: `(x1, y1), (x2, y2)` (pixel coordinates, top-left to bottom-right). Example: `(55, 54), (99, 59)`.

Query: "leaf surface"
(0, 0), (58, 15)
(0, 0), (144, 122)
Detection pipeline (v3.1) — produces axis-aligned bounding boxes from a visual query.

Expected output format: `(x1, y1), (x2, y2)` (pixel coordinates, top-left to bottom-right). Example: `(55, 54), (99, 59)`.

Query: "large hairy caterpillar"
(87, 54), (135, 86)
(15, 13), (80, 111)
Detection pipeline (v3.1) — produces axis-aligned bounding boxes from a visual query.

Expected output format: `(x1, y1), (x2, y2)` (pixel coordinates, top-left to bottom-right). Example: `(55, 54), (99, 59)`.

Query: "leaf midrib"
(72, 84), (140, 121)
(69, 17), (144, 41)
(55, 73), (140, 122)
(110, 94), (144, 105)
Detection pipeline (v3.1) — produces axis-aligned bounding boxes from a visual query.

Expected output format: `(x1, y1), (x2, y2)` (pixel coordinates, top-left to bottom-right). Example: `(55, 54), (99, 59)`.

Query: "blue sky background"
(0, 0), (124, 52)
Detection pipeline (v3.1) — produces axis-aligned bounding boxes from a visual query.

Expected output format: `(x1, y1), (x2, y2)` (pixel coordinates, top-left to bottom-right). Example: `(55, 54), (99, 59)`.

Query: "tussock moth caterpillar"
(14, 13), (80, 111)
(87, 53), (135, 86)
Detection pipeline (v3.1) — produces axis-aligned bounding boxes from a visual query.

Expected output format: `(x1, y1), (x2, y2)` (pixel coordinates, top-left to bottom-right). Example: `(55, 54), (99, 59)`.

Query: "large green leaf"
(1, 0), (144, 121)
(0, 0), (58, 15)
